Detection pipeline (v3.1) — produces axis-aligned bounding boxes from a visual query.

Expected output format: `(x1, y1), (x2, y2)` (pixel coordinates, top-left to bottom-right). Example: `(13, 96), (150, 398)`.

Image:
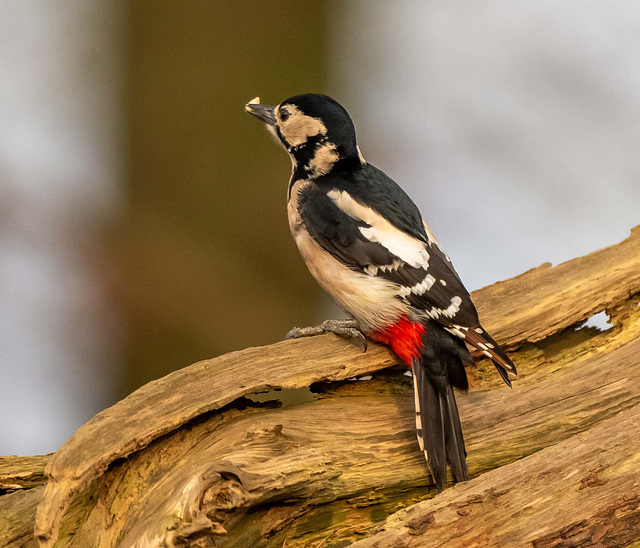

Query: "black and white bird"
(246, 93), (516, 491)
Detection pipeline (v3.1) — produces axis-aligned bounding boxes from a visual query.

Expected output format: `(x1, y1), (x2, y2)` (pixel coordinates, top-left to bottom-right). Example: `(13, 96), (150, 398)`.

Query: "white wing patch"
(427, 296), (463, 320)
(445, 326), (466, 339)
(398, 274), (436, 298)
(327, 189), (430, 269)
(364, 259), (403, 277)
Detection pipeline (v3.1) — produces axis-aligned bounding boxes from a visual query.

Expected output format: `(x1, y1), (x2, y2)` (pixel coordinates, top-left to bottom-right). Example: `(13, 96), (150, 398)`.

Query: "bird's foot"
(285, 319), (367, 352)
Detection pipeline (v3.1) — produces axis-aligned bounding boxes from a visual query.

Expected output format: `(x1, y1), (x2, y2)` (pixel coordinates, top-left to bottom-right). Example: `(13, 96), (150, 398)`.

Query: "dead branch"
(1, 226), (639, 547)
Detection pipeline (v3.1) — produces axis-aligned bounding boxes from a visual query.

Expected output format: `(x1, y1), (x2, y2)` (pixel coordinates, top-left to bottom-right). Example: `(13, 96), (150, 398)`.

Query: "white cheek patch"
(278, 105), (328, 148)
(327, 189), (430, 269)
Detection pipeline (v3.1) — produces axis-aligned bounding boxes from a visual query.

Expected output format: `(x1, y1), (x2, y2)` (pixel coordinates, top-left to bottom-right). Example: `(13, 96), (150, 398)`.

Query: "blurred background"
(1, 1), (639, 456)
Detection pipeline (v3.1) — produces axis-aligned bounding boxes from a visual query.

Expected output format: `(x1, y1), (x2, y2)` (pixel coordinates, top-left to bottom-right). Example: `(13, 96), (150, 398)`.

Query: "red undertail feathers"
(371, 316), (425, 366)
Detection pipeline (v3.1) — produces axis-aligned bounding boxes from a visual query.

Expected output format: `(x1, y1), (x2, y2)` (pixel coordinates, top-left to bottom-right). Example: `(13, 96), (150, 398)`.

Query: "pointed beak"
(245, 97), (276, 126)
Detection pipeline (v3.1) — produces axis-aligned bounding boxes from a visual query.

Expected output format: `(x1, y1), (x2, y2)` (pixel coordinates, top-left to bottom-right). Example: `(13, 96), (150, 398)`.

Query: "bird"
(245, 93), (516, 491)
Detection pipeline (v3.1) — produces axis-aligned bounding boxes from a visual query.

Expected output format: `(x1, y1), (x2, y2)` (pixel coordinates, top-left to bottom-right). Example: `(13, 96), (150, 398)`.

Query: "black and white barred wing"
(298, 183), (516, 383)
(310, 185), (477, 323)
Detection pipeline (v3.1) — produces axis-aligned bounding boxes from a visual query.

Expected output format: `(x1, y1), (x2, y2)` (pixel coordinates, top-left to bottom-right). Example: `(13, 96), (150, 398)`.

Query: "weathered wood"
(0, 457), (48, 547)
(0, 455), (48, 492)
(34, 338), (399, 546)
(0, 487), (43, 548)
(352, 403), (640, 548)
(0, 226), (636, 546)
(29, 315), (640, 547)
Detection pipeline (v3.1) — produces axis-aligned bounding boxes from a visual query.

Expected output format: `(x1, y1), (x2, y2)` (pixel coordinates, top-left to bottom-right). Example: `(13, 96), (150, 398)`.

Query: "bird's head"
(245, 93), (364, 179)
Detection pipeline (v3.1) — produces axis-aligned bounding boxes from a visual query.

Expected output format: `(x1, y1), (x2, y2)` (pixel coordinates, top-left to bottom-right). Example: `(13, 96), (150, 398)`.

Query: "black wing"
(300, 164), (479, 327)
(298, 164), (517, 380)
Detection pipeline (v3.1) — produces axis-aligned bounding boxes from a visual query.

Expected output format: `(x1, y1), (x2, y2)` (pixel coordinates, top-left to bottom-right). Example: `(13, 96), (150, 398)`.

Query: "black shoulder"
(297, 183), (396, 268)
(316, 162), (429, 244)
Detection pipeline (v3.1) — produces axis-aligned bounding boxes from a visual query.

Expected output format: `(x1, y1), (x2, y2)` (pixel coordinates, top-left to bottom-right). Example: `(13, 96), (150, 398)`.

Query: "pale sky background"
(1, 1), (639, 455)
(330, 0), (640, 291)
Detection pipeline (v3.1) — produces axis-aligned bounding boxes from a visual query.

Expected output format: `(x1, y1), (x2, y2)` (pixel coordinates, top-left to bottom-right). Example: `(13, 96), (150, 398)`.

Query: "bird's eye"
(280, 108), (290, 122)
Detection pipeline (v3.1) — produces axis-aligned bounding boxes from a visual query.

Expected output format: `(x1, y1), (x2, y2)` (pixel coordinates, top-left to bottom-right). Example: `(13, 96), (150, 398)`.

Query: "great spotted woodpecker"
(246, 93), (516, 491)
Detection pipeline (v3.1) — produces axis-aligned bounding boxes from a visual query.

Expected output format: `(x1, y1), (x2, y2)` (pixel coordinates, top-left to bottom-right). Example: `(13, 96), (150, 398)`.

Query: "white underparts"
(288, 180), (408, 332)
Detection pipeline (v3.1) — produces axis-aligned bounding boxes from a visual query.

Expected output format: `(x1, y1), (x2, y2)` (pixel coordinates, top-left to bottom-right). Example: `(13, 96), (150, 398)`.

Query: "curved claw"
(350, 329), (368, 353)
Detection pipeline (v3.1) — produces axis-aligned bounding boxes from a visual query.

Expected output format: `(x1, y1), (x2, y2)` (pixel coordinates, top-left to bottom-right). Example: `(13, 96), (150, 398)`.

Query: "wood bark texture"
(1, 226), (639, 547)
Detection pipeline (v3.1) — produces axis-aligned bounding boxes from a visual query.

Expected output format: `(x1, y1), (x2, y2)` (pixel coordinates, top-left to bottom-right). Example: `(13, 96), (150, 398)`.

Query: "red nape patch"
(371, 317), (425, 366)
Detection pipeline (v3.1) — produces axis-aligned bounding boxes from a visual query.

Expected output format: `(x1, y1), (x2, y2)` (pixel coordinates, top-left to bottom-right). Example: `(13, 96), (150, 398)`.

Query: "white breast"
(287, 180), (408, 332)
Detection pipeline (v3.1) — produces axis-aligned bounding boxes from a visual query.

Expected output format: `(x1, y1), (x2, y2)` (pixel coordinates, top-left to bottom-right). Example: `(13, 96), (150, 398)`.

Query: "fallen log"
(1, 227), (639, 547)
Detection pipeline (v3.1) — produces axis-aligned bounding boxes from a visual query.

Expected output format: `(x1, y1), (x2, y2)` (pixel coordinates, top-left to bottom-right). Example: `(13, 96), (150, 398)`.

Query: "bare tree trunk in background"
(117, 1), (327, 395)
(0, 0), (329, 455)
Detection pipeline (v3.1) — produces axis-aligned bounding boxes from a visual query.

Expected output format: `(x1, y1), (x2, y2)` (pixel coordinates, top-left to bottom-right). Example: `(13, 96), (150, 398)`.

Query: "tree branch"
(1, 227), (639, 547)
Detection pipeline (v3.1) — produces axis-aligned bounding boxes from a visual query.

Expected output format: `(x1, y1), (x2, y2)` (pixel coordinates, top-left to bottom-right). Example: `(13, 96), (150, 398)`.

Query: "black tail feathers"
(462, 327), (517, 387)
(413, 322), (469, 491)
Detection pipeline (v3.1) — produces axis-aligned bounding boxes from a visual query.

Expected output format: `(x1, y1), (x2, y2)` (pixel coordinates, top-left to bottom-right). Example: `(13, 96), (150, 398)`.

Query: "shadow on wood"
(1, 226), (640, 547)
